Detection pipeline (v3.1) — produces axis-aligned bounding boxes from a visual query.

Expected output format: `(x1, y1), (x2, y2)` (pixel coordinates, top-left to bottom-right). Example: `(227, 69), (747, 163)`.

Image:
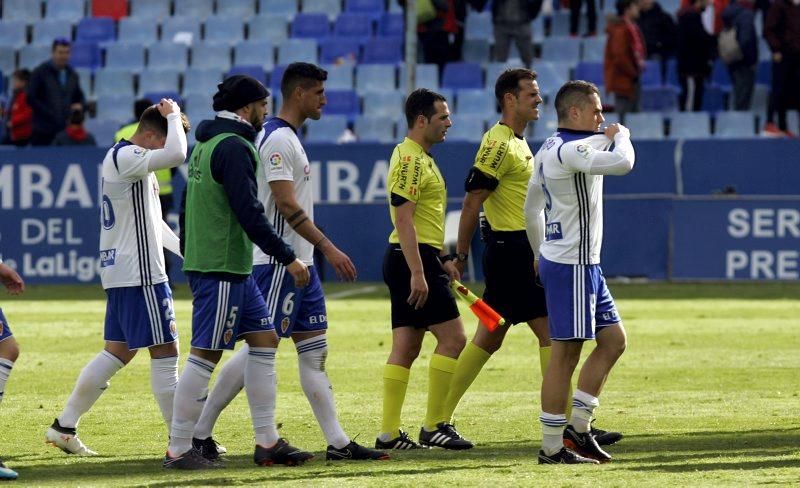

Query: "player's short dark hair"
(404, 88), (447, 129)
(138, 106), (191, 136)
(280, 62), (328, 99)
(134, 98), (152, 119)
(616, 0), (637, 15)
(554, 80), (600, 122)
(494, 68), (538, 107)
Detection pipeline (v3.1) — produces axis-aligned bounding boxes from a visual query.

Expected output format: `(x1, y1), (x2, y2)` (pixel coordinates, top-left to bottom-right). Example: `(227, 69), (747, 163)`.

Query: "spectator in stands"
(676, 0), (715, 111)
(474, 0), (543, 67)
(638, 0), (677, 75)
(570, 0), (598, 37)
(399, 0), (470, 68)
(27, 38), (86, 146)
(722, 0), (758, 110)
(53, 108), (96, 146)
(763, 0), (800, 136)
(4, 70), (33, 147)
(115, 99), (153, 142)
(605, 0), (647, 120)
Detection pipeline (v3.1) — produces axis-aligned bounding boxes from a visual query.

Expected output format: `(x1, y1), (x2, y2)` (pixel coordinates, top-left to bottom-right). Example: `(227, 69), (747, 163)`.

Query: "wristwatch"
(455, 252), (469, 263)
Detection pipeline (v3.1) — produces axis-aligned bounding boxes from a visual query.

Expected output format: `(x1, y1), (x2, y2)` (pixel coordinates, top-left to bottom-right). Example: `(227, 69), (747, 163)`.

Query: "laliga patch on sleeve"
(268, 152), (284, 170)
(575, 144), (594, 160)
(132, 147), (148, 157)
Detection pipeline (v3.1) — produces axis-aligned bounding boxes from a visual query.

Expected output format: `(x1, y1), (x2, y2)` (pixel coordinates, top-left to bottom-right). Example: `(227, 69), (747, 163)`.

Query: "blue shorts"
(539, 256), (621, 341)
(0, 308), (13, 343)
(188, 273), (274, 350)
(104, 282), (178, 350)
(253, 264), (327, 338)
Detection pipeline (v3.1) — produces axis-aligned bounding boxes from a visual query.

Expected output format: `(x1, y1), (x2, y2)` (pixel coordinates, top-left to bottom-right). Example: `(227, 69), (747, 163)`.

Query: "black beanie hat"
(212, 75), (269, 112)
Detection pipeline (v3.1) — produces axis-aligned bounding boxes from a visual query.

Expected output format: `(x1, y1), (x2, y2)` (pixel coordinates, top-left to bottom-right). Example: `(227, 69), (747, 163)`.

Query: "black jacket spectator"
(722, 0), (758, 68)
(676, 3), (715, 76)
(638, 0), (677, 60)
(27, 58), (85, 145)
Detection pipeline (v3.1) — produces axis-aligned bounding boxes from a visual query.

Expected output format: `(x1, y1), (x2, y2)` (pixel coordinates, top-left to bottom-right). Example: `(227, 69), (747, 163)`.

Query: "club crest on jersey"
(100, 249), (116, 267)
(269, 152), (283, 169)
(169, 320), (177, 336)
(281, 317), (291, 334)
(101, 195), (115, 230)
(223, 329), (233, 345)
(545, 222), (563, 241)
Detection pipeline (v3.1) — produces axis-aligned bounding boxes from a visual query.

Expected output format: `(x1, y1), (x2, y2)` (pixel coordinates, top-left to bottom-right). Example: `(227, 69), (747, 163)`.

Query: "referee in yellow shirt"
(375, 89), (472, 451)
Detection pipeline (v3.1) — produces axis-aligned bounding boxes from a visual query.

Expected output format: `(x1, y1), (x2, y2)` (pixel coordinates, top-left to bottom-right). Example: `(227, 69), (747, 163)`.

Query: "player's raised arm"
(145, 98), (189, 171)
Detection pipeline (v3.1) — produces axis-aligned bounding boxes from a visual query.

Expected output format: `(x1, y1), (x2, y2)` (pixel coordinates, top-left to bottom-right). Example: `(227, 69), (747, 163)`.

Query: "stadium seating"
(291, 13), (331, 40)
(104, 43), (146, 71)
(0, 21), (28, 49)
(362, 90), (403, 118)
(205, 16), (245, 45)
(91, 0), (127, 20)
(85, 117), (119, 147)
(138, 69), (181, 97)
(756, 60), (771, 86)
(361, 37), (402, 64)
(573, 62), (604, 87)
(161, 17), (201, 43)
(624, 112), (664, 139)
(320, 38), (361, 65)
(75, 66), (92, 96)
(442, 62), (483, 90)
(355, 64), (395, 94)
(355, 115), (395, 143)
(183, 67), (223, 96)
(465, 12), (492, 40)
(455, 90), (497, 116)
(147, 42), (189, 70)
(323, 64), (355, 90)
(701, 84), (728, 113)
(234, 41), (275, 70)
(399, 63), (439, 90)
(445, 117), (484, 142)
(669, 112), (711, 139)
(0, 47), (16, 74)
(462, 39), (491, 64)
(76, 17), (116, 44)
(94, 69), (134, 98)
(305, 116), (348, 143)
(640, 86), (679, 112)
(549, 12), (571, 37)
(277, 39), (318, 65)
(32, 19), (73, 46)
(248, 14), (290, 44)
(129, 0), (170, 19)
(323, 90), (360, 120)
(714, 111), (756, 138)
(174, 0), (213, 19)
(303, 0), (342, 18)
(69, 41), (102, 69)
(541, 37), (581, 62)
(2, 0), (42, 22)
(270, 64), (288, 94)
(45, 0), (85, 22)
(18, 45), (51, 70)
(227, 65), (267, 85)
(378, 12), (403, 38)
(345, 0), (385, 18)
(96, 93), (135, 122)
(221, 0), (256, 18)
(118, 17), (158, 45)
(141, 90), (182, 107)
(263, 0), (299, 20)
(710, 59), (732, 91)
(334, 13), (373, 39)
(191, 43), (232, 71)
(641, 61), (662, 86)
(532, 61), (571, 96)
(581, 37), (606, 62)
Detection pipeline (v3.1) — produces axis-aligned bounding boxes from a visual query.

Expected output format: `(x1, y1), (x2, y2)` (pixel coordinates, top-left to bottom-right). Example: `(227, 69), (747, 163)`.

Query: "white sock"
(194, 345), (247, 440)
(168, 355), (215, 456)
(244, 347), (279, 448)
(296, 336), (349, 449)
(150, 355), (179, 430)
(539, 411), (567, 456)
(59, 350), (124, 428)
(0, 358), (14, 406)
(570, 389), (599, 433)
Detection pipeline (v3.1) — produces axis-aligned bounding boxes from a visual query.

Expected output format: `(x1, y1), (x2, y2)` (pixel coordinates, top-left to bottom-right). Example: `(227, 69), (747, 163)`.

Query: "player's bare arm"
(455, 188), (491, 275)
(0, 263), (24, 295)
(394, 200), (428, 310)
(269, 180), (356, 282)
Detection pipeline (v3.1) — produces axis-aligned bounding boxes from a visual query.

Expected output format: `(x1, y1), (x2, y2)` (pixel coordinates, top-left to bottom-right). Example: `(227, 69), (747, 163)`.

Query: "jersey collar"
(556, 127), (602, 143)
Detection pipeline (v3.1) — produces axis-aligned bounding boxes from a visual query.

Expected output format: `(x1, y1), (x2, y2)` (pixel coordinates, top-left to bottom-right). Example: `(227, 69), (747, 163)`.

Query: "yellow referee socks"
(441, 342), (492, 423)
(381, 364), (410, 438)
(539, 346), (572, 419)
(423, 354), (458, 431)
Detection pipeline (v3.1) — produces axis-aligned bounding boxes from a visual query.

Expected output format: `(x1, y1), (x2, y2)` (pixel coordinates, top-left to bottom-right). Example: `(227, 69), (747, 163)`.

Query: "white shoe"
(45, 423), (98, 456)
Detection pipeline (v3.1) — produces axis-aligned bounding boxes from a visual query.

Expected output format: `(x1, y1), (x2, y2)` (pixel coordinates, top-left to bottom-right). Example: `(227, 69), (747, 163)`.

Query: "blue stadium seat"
(485, 62), (513, 88)
(118, 17), (158, 45)
(362, 90), (403, 118)
(541, 37), (581, 62)
(191, 43), (232, 70)
(183, 67), (223, 96)
(549, 12), (571, 37)
(18, 44), (51, 69)
(148, 43), (189, 70)
(623, 112), (664, 139)
(378, 12), (403, 37)
(0, 21), (28, 49)
(69, 41), (101, 69)
(44, 0), (85, 22)
(640, 86), (679, 112)
(399, 63), (439, 90)
(291, 13), (330, 40)
(305, 116), (348, 143)
(664, 58), (680, 91)
(669, 112), (710, 139)
(248, 15), (289, 44)
(456, 89), (496, 116)
(32, 19), (73, 46)
(94, 69), (134, 98)
(234, 41), (274, 70)
(323, 64), (354, 90)
(174, 0), (213, 19)
(355, 64), (395, 93)
(223, 0), (257, 18)
(74, 66), (92, 96)
(76, 17), (116, 44)
(750, 83), (769, 113)
(362, 37), (402, 64)
(710, 59), (732, 91)
(270, 64), (287, 93)
(355, 115), (395, 143)
(345, 0), (385, 18)
(465, 12), (492, 40)
(97, 93), (136, 122)
(641, 60), (663, 86)
(581, 36), (606, 62)
(334, 13), (373, 39)
(2, 0), (42, 22)
(701, 84), (728, 113)
(530, 111), (558, 140)
(184, 92), (211, 114)
(603, 113), (620, 126)
(129, 0), (170, 19)
(227, 65), (267, 85)
(85, 117), (117, 146)
(533, 61), (571, 97)
(462, 39), (490, 64)
(204, 16), (245, 45)
(573, 61), (604, 86)
(445, 117), (484, 142)
(758, 38), (771, 60)
(714, 111), (756, 138)
(277, 39), (318, 65)
(142, 91), (183, 108)
(323, 90), (360, 120)
(303, 0), (341, 18)
(104, 43), (146, 71)
(531, 15), (545, 43)
(261, 0), (298, 20)
(442, 62), (483, 90)
(161, 17), (201, 43)
(139, 69), (180, 96)
(320, 38), (361, 65)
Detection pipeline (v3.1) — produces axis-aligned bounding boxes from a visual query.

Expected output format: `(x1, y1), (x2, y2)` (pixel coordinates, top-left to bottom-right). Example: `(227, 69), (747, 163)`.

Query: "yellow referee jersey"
(387, 137), (447, 250)
(473, 122), (533, 231)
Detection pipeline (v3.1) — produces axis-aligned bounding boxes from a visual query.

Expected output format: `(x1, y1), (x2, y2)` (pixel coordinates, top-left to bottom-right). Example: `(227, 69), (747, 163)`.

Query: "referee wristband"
(440, 254), (456, 263)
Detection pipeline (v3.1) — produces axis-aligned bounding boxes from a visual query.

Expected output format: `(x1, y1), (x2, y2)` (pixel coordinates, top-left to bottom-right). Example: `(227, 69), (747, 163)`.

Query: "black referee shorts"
(383, 244), (460, 329)
(482, 230), (548, 325)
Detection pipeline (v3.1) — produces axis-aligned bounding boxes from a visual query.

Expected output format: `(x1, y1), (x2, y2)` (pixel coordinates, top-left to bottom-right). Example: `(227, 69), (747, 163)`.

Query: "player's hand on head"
(324, 245), (357, 282)
(0, 263), (25, 295)
(157, 98), (180, 117)
(287, 259), (310, 288)
(408, 272), (429, 310)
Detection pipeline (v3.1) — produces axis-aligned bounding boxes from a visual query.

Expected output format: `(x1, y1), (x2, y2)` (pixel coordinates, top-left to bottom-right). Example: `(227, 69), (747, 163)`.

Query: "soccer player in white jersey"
(190, 63), (388, 462)
(46, 99), (190, 455)
(524, 81), (634, 464)
(0, 257), (24, 480)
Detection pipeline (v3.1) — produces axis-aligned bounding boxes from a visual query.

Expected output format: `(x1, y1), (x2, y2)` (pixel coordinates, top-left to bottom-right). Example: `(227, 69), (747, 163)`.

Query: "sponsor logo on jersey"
(101, 195), (115, 230)
(223, 329), (233, 345)
(545, 222), (563, 241)
(100, 248), (116, 267)
(281, 317), (291, 334)
(269, 152), (283, 168)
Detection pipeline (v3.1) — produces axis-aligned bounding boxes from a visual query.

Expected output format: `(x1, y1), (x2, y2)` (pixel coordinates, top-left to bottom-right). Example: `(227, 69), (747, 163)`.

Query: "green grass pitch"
(1, 282), (798, 486)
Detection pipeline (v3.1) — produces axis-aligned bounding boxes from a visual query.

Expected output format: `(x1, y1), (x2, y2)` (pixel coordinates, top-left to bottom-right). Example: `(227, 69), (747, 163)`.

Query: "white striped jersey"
(254, 117), (314, 265)
(99, 141), (167, 289)
(532, 130), (614, 265)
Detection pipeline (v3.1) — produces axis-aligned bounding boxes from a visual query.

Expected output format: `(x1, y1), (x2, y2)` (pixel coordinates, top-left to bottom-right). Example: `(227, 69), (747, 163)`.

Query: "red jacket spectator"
(605, 9), (647, 99)
(6, 69), (32, 145)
